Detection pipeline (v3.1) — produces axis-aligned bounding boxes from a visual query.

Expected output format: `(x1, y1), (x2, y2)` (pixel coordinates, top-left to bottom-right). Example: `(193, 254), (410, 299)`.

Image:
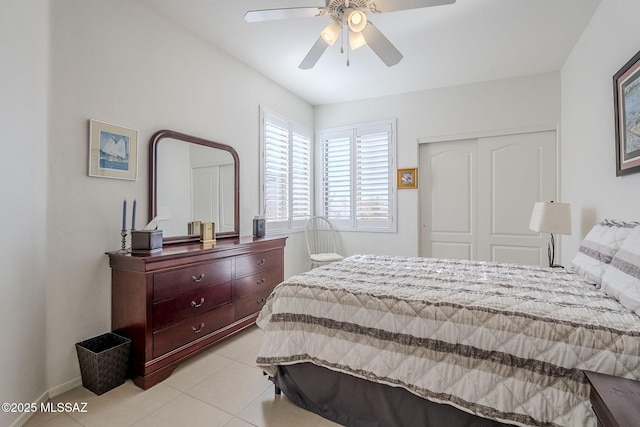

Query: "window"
(317, 120), (396, 232)
(260, 108), (312, 233)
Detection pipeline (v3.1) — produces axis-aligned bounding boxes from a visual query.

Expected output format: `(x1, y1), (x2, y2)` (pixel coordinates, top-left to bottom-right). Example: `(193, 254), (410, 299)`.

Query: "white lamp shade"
(349, 30), (367, 50)
(320, 22), (342, 46)
(529, 202), (572, 235)
(347, 10), (367, 33)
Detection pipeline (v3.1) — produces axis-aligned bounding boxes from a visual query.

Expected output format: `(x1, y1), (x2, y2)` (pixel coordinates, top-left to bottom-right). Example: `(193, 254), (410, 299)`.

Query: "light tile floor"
(24, 326), (340, 427)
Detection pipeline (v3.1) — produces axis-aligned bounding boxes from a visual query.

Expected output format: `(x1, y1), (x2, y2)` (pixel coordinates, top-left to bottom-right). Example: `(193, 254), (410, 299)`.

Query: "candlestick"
(132, 199), (137, 230)
(116, 229), (128, 253)
(122, 199), (127, 230)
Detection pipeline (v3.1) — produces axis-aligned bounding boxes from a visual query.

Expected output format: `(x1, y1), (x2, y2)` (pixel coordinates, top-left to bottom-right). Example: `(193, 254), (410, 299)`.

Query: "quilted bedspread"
(255, 255), (640, 427)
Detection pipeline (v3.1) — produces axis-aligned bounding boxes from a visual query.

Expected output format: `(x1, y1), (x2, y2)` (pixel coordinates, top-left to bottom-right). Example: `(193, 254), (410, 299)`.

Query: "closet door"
(419, 130), (556, 265)
(192, 165), (220, 224)
(419, 139), (477, 260)
(191, 164), (235, 232)
(476, 131), (556, 265)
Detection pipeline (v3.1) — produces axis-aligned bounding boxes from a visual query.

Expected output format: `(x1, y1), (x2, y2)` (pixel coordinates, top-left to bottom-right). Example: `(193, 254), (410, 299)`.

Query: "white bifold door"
(192, 163), (235, 233)
(419, 130), (557, 266)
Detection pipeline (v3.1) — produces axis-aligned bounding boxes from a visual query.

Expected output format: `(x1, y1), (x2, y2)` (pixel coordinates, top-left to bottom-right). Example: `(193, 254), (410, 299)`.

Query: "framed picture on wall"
(397, 168), (418, 189)
(88, 119), (138, 180)
(613, 49), (640, 176)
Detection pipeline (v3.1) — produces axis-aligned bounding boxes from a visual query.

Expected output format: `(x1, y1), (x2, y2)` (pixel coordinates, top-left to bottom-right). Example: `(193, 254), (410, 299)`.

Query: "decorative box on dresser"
(108, 236), (286, 389)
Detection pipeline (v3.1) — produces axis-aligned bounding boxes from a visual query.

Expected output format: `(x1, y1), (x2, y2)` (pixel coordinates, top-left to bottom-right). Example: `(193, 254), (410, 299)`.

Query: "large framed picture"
(88, 119), (138, 180)
(613, 49), (640, 176)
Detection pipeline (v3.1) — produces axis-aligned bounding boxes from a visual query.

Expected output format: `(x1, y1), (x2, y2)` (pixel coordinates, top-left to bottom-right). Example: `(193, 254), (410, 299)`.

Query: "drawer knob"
(191, 297), (205, 308)
(257, 278), (266, 285)
(192, 323), (205, 333)
(192, 273), (205, 283)
(257, 259), (265, 266)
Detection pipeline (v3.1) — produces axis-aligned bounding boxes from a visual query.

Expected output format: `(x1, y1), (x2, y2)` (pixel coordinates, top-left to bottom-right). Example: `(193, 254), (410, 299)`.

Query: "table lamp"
(529, 201), (571, 267)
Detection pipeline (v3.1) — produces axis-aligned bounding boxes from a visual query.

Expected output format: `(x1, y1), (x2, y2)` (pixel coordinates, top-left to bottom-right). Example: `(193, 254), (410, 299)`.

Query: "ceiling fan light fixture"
(247, 0), (441, 69)
(349, 30), (367, 50)
(320, 22), (342, 46)
(347, 9), (367, 32)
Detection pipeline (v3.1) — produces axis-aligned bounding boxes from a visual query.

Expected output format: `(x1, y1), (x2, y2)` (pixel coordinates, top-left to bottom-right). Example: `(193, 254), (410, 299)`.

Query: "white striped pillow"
(601, 226), (640, 315)
(571, 220), (638, 285)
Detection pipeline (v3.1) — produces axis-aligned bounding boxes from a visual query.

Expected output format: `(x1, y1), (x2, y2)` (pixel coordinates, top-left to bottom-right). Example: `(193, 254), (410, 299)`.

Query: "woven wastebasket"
(75, 332), (131, 395)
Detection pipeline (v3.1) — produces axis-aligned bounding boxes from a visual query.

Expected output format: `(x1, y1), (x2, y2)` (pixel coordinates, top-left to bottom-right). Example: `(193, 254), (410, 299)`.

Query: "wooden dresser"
(108, 236), (286, 389)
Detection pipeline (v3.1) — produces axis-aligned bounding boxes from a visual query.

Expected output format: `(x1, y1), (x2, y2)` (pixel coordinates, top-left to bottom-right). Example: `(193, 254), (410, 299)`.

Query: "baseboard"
(48, 376), (82, 399)
(9, 390), (48, 427)
(9, 376), (82, 427)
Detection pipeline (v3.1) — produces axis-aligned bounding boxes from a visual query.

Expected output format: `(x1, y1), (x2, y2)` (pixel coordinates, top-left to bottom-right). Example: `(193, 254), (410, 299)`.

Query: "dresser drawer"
(235, 288), (273, 320)
(153, 282), (232, 330)
(235, 268), (283, 299)
(153, 304), (235, 358)
(154, 260), (232, 301)
(235, 249), (282, 278)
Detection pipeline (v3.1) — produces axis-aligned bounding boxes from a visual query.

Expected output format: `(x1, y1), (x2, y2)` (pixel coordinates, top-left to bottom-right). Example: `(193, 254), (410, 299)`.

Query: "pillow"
(571, 219), (638, 285)
(601, 225), (640, 315)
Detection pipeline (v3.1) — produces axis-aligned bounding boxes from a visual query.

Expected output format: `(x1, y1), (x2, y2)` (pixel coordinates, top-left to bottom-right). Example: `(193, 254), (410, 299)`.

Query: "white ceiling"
(140, 0), (601, 105)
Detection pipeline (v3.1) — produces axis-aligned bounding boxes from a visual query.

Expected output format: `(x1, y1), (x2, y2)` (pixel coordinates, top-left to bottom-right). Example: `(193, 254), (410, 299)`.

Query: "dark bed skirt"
(273, 363), (513, 427)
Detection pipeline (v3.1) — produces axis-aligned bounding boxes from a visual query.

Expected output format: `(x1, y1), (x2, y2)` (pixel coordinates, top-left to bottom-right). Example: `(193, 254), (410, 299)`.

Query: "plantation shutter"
(356, 124), (392, 229)
(317, 119), (396, 232)
(264, 116), (289, 226)
(321, 131), (352, 227)
(262, 109), (312, 232)
(291, 125), (312, 227)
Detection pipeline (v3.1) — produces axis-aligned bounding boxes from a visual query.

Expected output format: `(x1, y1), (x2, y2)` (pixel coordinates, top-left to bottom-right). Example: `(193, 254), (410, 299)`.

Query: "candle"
(122, 199), (127, 230)
(132, 199), (137, 230)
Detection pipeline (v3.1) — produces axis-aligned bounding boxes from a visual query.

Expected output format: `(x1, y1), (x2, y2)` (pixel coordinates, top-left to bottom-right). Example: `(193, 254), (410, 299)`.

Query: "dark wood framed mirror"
(149, 129), (239, 243)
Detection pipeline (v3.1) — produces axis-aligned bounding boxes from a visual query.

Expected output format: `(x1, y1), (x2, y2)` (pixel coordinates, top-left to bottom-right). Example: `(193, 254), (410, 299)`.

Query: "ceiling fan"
(244, 0), (456, 69)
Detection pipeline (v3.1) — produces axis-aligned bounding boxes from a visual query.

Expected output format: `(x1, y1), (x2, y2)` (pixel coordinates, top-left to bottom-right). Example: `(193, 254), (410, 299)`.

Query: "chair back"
(305, 216), (338, 258)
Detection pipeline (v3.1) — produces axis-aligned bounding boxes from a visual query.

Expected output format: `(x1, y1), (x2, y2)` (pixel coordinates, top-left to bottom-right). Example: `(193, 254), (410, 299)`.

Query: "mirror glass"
(150, 130), (239, 242)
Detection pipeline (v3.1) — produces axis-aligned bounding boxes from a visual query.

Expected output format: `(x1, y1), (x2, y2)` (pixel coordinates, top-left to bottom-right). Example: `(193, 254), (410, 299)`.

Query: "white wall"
(560, 0), (640, 261)
(0, 1), (50, 425)
(45, 0), (313, 397)
(315, 72), (561, 258)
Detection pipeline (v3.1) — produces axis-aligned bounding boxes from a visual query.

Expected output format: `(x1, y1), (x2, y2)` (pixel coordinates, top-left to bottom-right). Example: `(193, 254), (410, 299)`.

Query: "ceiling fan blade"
(372, 0), (455, 13)
(244, 7), (324, 23)
(361, 23), (403, 67)
(299, 37), (330, 70)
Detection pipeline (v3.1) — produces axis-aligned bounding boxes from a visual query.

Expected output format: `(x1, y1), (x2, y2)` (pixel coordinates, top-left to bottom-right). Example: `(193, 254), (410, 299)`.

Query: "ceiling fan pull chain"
(346, 19), (353, 66)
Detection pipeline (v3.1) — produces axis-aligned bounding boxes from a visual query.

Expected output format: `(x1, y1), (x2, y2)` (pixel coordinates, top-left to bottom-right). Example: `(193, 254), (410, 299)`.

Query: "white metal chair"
(305, 216), (344, 269)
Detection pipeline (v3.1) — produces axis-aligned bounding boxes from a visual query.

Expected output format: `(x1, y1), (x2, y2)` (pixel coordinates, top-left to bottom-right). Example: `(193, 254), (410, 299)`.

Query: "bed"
(256, 220), (640, 427)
